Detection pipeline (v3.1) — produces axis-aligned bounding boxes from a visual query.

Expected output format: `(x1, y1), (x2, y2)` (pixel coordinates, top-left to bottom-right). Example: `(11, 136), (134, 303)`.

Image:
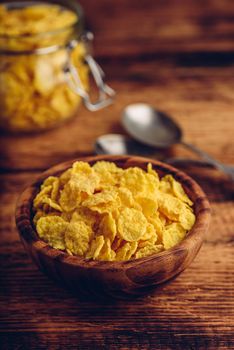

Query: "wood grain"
(0, 168), (233, 349)
(0, 0), (234, 349)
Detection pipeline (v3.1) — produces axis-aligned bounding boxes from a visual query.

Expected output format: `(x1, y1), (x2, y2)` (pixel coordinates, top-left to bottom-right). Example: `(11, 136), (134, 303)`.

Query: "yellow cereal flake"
(82, 190), (120, 214)
(115, 242), (138, 261)
(117, 187), (134, 208)
(65, 162), (100, 196)
(158, 193), (185, 221)
(33, 185), (52, 208)
(135, 244), (163, 259)
(69, 172), (99, 196)
(163, 223), (186, 250)
(98, 238), (116, 261)
(65, 221), (93, 256)
(71, 208), (97, 228)
(120, 167), (158, 196)
(86, 235), (105, 260)
(41, 197), (62, 212)
(136, 196), (158, 217)
(72, 161), (92, 174)
(60, 169), (72, 185)
(117, 208), (148, 242)
(93, 161), (121, 173)
(140, 223), (157, 242)
(147, 163), (160, 182)
(33, 210), (46, 225)
(159, 177), (173, 195)
(98, 213), (117, 243)
(37, 216), (68, 250)
(161, 175), (193, 205)
(179, 207), (196, 230)
(126, 242), (138, 260)
(59, 183), (82, 212)
(51, 178), (60, 202)
(148, 216), (164, 239)
(41, 176), (57, 189)
(93, 161), (123, 189)
(33, 161), (196, 261)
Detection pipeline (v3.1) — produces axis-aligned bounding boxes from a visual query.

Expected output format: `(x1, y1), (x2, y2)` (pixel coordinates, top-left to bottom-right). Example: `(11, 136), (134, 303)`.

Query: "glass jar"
(0, 0), (114, 133)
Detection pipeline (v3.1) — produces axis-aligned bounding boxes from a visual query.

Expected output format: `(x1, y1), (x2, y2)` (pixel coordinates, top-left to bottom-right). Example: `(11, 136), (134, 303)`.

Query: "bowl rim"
(15, 155), (211, 270)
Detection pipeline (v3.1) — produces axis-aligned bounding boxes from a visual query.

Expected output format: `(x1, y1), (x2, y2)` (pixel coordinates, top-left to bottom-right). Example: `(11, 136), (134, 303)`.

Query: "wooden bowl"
(16, 155), (211, 299)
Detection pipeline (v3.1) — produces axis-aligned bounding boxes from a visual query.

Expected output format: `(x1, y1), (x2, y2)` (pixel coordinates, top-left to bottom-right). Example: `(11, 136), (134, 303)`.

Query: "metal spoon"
(95, 134), (157, 156)
(95, 134), (215, 168)
(121, 103), (234, 180)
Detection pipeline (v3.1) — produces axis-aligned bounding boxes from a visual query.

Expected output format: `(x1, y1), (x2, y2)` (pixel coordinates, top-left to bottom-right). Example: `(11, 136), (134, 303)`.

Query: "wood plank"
(78, 0), (234, 58)
(0, 172), (233, 348)
(1, 0), (234, 348)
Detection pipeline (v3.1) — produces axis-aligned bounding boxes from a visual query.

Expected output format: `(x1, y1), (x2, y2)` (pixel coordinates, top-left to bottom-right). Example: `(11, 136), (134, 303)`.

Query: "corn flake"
(36, 216), (68, 250)
(162, 175), (193, 205)
(98, 213), (117, 243)
(115, 242), (138, 261)
(117, 208), (148, 242)
(98, 238), (116, 261)
(179, 207), (196, 230)
(158, 193), (185, 221)
(135, 244), (163, 259)
(86, 235), (105, 260)
(163, 223), (186, 250)
(65, 221), (93, 256)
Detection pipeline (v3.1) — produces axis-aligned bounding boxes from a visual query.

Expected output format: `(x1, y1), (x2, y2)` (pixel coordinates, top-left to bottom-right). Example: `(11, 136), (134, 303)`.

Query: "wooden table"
(0, 0), (233, 349)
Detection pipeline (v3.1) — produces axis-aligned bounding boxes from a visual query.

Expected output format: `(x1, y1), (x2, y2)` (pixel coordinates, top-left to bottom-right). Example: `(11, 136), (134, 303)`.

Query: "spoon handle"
(181, 141), (234, 180)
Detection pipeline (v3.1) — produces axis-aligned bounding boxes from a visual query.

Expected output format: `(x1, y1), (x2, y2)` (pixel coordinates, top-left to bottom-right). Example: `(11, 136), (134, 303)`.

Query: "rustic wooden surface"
(0, 0), (234, 349)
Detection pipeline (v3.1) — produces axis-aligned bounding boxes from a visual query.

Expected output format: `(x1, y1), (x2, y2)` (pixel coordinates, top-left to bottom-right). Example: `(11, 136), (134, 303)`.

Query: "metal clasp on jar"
(64, 32), (115, 111)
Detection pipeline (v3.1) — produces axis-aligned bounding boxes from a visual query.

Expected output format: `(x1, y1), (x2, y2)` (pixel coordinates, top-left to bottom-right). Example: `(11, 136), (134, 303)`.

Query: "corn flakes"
(0, 3), (88, 132)
(33, 161), (196, 261)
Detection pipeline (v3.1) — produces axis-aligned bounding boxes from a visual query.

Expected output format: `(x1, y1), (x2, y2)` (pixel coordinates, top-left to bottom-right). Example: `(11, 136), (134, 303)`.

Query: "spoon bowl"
(121, 103), (234, 180)
(94, 103), (234, 180)
(95, 134), (157, 156)
(122, 103), (182, 148)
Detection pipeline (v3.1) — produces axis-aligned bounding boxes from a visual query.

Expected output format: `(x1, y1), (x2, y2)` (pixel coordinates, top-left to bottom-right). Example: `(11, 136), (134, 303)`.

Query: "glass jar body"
(0, 0), (89, 133)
